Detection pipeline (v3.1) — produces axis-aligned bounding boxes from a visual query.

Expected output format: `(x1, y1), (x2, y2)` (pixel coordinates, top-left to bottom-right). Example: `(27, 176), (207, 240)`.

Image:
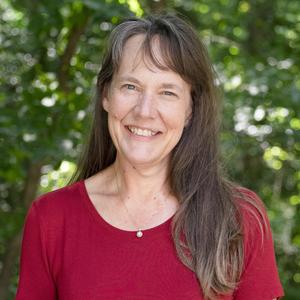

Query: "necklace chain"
(114, 165), (167, 238)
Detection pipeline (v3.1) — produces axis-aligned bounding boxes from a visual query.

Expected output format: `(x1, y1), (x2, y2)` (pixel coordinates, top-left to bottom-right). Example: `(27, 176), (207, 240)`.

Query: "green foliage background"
(0, 0), (299, 299)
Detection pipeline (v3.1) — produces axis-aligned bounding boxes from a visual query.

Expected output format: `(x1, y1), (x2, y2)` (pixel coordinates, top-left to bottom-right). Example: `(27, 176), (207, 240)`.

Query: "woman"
(16, 14), (284, 299)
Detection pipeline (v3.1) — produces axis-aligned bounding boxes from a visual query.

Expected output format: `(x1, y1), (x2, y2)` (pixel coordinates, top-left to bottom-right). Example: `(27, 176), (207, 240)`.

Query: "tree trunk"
(0, 161), (43, 300)
(246, 0), (277, 56)
(141, 0), (168, 14)
(0, 232), (23, 300)
(0, 5), (91, 298)
(58, 7), (91, 93)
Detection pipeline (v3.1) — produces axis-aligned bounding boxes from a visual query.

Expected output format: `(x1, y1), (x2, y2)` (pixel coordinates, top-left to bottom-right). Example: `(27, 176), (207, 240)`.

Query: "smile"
(127, 126), (159, 137)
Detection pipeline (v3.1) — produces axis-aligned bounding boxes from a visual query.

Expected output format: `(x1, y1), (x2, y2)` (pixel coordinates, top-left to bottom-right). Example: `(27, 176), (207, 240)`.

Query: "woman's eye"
(125, 84), (136, 90)
(163, 91), (176, 97)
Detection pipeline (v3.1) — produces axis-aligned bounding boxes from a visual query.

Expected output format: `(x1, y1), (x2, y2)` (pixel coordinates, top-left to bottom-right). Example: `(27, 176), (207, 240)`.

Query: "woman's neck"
(112, 155), (172, 208)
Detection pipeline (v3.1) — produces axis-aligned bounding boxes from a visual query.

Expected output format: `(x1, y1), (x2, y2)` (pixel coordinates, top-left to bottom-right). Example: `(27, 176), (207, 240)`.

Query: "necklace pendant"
(136, 229), (143, 238)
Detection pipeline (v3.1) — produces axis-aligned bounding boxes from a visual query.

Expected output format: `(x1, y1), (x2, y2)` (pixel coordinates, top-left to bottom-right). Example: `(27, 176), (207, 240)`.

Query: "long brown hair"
(69, 14), (267, 299)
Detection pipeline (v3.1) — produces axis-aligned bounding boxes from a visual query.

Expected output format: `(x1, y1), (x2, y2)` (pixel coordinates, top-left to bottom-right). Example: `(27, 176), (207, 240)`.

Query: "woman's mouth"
(126, 126), (161, 137)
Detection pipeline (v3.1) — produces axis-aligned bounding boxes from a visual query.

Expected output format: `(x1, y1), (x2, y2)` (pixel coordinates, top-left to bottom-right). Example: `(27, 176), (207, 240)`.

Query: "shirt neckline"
(77, 179), (174, 240)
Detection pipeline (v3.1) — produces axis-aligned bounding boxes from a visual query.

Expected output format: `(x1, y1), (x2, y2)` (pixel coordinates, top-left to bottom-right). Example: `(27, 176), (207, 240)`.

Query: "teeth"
(128, 126), (157, 137)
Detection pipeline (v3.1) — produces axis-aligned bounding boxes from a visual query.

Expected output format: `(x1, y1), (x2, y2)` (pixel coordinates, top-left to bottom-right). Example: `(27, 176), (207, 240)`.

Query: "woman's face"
(103, 34), (192, 168)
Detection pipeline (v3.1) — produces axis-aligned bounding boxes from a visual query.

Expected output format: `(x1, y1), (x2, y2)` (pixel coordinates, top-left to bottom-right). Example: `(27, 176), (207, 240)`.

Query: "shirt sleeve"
(233, 190), (284, 300)
(15, 201), (57, 300)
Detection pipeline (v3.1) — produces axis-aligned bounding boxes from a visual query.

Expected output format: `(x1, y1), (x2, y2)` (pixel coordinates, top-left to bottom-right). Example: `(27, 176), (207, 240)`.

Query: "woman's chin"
(120, 152), (168, 168)
(126, 157), (158, 167)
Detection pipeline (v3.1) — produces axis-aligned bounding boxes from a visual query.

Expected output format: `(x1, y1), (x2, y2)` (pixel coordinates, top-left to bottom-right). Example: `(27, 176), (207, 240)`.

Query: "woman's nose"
(134, 92), (156, 118)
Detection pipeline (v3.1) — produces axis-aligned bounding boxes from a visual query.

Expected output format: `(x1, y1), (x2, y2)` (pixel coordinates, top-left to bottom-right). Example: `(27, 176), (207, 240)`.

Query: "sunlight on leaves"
(40, 161), (76, 192)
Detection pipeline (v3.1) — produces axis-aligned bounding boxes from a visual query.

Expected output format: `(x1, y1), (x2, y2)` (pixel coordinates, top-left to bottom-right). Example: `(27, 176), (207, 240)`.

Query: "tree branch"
(58, 7), (91, 93)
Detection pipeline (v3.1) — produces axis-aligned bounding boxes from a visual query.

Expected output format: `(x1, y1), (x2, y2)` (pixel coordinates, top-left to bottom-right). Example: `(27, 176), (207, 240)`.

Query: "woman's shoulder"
(232, 188), (284, 299)
(234, 186), (268, 223)
(31, 180), (84, 219)
(234, 186), (264, 206)
(233, 186), (272, 250)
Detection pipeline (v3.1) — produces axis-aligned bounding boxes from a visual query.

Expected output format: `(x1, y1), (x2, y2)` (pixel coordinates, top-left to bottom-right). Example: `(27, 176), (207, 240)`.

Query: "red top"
(16, 180), (284, 300)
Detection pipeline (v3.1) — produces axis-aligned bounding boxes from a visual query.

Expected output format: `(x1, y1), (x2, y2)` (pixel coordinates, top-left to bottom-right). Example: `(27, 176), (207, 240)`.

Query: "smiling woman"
(15, 14), (284, 300)
(102, 34), (192, 168)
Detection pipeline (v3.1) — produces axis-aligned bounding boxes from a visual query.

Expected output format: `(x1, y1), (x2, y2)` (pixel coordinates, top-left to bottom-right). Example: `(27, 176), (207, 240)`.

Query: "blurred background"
(0, 0), (299, 299)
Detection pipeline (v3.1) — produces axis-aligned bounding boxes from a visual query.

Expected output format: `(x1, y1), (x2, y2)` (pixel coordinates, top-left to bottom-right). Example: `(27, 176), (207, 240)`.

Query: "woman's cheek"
(160, 106), (186, 130)
(110, 98), (131, 120)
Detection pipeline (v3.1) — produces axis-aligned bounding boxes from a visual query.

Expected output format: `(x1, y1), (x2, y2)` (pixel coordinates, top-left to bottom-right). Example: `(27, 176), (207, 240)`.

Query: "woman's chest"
(55, 229), (206, 299)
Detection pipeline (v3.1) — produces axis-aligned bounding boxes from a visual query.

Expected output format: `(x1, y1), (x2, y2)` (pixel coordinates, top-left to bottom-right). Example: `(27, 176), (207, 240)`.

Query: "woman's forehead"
(121, 35), (165, 68)
(112, 34), (191, 87)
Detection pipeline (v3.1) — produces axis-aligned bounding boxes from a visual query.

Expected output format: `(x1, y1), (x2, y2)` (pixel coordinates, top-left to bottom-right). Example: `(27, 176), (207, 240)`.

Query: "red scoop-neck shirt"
(15, 180), (284, 299)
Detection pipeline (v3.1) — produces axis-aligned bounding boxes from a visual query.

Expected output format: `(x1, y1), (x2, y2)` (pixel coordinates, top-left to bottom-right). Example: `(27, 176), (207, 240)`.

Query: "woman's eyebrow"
(118, 76), (141, 84)
(118, 76), (183, 93)
(160, 83), (183, 93)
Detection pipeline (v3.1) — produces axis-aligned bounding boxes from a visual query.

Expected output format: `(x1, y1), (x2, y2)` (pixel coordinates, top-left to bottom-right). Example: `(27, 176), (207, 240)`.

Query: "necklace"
(114, 165), (167, 238)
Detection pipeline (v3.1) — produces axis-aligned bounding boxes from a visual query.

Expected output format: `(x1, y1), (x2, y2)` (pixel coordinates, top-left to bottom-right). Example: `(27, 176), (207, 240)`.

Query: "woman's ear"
(102, 96), (109, 112)
(102, 85), (110, 112)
